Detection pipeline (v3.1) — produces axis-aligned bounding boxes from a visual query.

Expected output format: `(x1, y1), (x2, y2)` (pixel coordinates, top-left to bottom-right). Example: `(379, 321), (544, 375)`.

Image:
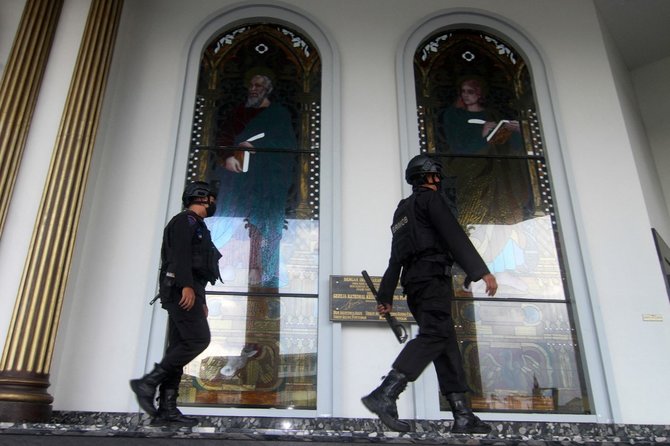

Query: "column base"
(0, 373), (54, 422)
(0, 400), (52, 422)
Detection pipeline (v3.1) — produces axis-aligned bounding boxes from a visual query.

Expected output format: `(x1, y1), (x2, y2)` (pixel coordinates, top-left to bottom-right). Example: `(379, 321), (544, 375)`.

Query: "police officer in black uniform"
(361, 154), (498, 434)
(130, 181), (221, 427)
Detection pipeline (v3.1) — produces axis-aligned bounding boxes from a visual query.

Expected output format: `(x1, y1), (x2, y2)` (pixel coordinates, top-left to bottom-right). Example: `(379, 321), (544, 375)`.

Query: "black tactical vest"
(390, 193), (450, 269)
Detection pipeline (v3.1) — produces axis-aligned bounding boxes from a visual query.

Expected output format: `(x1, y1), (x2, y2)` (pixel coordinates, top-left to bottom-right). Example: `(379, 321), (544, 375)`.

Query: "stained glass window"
(414, 28), (590, 413)
(179, 23), (321, 409)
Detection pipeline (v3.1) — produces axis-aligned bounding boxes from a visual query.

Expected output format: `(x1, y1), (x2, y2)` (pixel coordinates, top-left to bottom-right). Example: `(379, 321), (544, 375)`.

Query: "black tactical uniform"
(362, 155), (494, 435)
(131, 182), (221, 427)
(377, 186), (489, 389)
(157, 208), (221, 387)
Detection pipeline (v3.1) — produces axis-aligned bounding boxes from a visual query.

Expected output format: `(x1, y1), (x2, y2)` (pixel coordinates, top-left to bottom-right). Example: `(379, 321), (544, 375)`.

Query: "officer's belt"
(411, 257), (452, 277)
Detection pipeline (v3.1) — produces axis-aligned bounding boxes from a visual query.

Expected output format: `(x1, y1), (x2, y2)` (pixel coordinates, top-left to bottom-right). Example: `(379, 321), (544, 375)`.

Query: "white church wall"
(596, 6), (670, 247)
(0, 0), (667, 424)
(592, 5), (670, 424)
(0, 0), (24, 78)
(552, 2), (670, 424)
(632, 55), (670, 238)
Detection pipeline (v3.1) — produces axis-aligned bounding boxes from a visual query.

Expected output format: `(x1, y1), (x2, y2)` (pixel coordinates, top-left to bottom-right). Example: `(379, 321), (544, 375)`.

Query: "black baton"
(361, 270), (408, 344)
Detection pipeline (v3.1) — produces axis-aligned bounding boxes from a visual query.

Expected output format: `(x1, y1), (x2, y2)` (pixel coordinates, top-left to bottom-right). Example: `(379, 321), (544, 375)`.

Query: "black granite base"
(0, 411), (668, 444)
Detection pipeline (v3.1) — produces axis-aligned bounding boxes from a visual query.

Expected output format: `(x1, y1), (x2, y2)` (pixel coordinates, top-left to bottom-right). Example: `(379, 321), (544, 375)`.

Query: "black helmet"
(405, 154), (442, 185)
(182, 181), (215, 207)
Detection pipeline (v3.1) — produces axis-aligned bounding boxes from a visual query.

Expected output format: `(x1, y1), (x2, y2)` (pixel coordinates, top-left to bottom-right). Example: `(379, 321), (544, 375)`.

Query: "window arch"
(399, 18), (597, 416)
(414, 29), (542, 227)
(190, 23), (322, 223)
(181, 21), (321, 410)
(159, 6), (340, 415)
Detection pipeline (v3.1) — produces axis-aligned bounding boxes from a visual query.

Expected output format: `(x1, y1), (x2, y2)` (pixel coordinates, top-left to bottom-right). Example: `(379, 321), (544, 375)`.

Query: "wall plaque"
(329, 275), (415, 323)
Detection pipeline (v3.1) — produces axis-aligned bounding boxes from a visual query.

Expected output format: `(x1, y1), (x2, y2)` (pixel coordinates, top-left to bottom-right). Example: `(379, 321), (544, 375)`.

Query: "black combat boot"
(153, 388), (199, 427)
(129, 363), (169, 417)
(361, 369), (411, 432)
(446, 392), (491, 434)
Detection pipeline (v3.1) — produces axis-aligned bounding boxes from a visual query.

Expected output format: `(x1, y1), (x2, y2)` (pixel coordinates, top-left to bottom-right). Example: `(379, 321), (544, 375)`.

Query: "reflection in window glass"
(452, 218), (565, 300)
(414, 28), (590, 413)
(437, 157), (565, 300)
(208, 216), (319, 295)
(440, 300), (589, 413)
(179, 295), (318, 409)
(207, 151), (320, 295)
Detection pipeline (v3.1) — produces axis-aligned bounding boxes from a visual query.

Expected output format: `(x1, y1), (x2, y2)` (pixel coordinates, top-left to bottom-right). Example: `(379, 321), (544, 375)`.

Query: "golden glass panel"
(178, 295), (317, 409)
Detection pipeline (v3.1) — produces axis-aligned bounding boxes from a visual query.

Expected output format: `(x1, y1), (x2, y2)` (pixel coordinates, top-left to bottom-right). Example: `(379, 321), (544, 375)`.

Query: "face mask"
(205, 202), (217, 217)
(423, 174), (442, 190)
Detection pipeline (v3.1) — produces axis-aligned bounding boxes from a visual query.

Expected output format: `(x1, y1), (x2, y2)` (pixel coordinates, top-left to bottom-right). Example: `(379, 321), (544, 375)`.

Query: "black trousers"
(392, 275), (469, 395)
(159, 284), (211, 389)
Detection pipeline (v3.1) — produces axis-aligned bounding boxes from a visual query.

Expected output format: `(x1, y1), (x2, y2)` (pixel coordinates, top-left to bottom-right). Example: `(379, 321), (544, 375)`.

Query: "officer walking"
(362, 154), (498, 434)
(130, 181), (222, 427)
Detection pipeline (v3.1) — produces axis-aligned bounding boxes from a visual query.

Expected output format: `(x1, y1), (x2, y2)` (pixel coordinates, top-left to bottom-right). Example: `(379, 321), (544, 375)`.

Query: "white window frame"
(145, 4), (341, 419)
(395, 10), (611, 423)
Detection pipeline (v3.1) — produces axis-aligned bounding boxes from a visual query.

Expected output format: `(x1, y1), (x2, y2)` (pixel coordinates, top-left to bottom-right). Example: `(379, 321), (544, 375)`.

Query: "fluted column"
(0, 0), (124, 422)
(0, 0), (63, 238)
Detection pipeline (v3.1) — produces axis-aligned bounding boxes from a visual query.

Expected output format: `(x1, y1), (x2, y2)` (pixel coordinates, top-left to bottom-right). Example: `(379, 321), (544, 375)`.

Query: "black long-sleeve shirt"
(377, 186), (490, 304)
(160, 210), (216, 288)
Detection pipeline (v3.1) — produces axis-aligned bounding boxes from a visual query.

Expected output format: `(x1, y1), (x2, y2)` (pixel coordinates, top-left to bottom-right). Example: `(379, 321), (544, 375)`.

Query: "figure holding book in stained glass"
(436, 74), (533, 227)
(442, 75), (522, 156)
(212, 72), (298, 290)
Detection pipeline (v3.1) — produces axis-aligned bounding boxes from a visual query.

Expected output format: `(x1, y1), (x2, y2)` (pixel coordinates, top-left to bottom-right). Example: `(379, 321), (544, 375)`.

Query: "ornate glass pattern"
(414, 29), (589, 413)
(179, 23), (321, 409)
(180, 295), (317, 409)
(445, 300), (588, 413)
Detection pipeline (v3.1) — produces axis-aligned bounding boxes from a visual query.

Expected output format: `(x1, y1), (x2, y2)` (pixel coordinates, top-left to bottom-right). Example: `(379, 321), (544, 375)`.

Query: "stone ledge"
(0, 411), (668, 444)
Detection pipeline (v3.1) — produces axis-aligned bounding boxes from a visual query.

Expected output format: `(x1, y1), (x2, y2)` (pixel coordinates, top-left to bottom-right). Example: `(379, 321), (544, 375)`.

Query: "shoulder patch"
(391, 215), (409, 234)
(186, 214), (198, 226)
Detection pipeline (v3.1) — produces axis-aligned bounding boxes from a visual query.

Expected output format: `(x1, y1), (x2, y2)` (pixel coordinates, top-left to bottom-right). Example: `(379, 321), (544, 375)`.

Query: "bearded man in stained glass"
(213, 74), (298, 289)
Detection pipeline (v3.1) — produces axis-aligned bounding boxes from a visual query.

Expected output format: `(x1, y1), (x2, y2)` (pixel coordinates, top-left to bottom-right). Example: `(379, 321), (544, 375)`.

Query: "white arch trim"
(146, 2), (341, 418)
(395, 9), (612, 423)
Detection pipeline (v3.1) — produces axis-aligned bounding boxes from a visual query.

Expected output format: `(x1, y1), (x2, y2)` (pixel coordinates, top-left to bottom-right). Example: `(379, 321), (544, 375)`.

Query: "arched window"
(180, 22), (321, 410)
(414, 28), (590, 414)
